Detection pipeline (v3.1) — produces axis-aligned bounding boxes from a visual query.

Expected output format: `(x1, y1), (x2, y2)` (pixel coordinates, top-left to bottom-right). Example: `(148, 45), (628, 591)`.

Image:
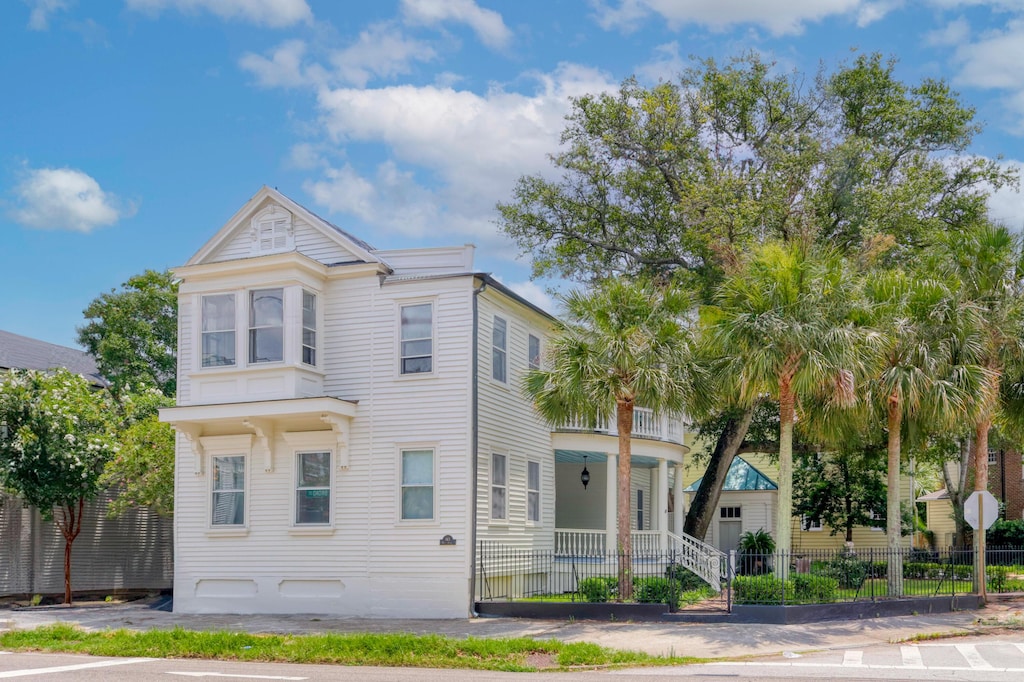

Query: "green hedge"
(733, 574), (839, 604)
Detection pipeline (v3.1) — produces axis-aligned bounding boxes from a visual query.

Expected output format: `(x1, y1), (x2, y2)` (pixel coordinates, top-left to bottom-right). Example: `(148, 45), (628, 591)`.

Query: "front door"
(719, 520), (742, 553)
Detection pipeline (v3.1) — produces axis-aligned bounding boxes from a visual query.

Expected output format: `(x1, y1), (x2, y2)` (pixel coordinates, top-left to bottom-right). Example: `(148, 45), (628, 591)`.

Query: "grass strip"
(0, 624), (705, 672)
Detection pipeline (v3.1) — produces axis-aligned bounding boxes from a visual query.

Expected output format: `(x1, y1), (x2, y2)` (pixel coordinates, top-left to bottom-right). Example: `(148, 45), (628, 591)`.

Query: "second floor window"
(249, 288), (284, 363)
(302, 291), (316, 366)
(528, 334), (541, 371)
(201, 294), (235, 367)
(492, 316), (507, 383)
(400, 303), (432, 374)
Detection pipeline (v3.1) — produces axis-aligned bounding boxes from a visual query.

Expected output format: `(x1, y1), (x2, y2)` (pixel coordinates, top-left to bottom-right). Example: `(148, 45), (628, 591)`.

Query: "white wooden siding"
(475, 292), (556, 553)
(208, 216), (359, 265)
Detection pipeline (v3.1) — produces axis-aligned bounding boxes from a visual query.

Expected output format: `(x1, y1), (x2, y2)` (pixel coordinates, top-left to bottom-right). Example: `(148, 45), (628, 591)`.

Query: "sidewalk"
(2, 597), (1022, 659)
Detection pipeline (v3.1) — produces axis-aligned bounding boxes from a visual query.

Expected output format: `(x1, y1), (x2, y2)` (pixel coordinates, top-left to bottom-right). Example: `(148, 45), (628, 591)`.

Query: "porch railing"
(554, 529), (606, 556)
(668, 532), (725, 592)
(554, 408), (684, 444)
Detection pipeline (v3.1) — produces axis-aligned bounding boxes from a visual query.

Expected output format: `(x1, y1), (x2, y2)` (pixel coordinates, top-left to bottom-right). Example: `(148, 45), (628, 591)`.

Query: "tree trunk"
(886, 398), (904, 596)
(775, 375), (795, 576)
(683, 407), (755, 539)
(58, 498), (85, 605)
(616, 398), (635, 600)
(973, 416), (992, 597)
(942, 437), (971, 548)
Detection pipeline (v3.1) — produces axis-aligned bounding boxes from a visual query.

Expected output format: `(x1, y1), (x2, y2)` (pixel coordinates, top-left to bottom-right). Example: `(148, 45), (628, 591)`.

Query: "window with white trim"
(988, 449), (998, 465)
(528, 334), (541, 371)
(295, 451), (331, 524)
(492, 316), (507, 383)
(491, 453), (507, 520)
(400, 303), (432, 374)
(527, 460), (541, 522)
(803, 516), (823, 531)
(249, 288), (284, 363)
(869, 510), (884, 531)
(201, 294), (236, 367)
(401, 449), (434, 520)
(301, 290), (317, 366)
(212, 455), (245, 525)
(720, 506), (742, 519)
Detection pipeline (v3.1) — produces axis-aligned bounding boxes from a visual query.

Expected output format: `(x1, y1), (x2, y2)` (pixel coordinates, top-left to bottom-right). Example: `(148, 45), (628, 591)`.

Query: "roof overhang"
(550, 432), (688, 464)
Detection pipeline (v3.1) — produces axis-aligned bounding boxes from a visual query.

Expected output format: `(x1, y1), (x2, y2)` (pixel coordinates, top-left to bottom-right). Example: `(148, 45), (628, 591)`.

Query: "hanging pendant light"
(580, 455), (591, 490)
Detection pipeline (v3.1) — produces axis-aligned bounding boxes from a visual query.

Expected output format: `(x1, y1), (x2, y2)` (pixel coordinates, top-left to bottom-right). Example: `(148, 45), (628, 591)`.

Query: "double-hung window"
(527, 460), (541, 522)
(295, 451), (331, 524)
(492, 316), (507, 383)
(212, 455), (245, 525)
(201, 294), (236, 367)
(401, 449), (434, 520)
(301, 290), (317, 366)
(249, 288), (284, 363)
(491, 453), (507, 520)
(400, 303), (432, 374)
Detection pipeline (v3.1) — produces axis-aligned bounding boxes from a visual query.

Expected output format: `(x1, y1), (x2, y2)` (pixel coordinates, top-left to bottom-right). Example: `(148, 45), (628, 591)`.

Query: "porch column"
(605, 453), (617, 553)
(673, 464), (684, 536)
(658, 458), (669, 550)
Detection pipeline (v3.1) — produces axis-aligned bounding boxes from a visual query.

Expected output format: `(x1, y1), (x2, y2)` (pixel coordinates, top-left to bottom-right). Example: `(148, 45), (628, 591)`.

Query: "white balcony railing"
(554, 408), (684, 444)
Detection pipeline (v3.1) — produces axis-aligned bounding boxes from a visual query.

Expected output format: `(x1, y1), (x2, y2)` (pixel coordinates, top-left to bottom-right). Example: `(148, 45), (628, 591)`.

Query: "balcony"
(553, 407), (685, 445)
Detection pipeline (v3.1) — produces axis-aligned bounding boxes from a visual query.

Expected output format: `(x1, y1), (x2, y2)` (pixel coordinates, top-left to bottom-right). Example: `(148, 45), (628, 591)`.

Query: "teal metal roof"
(684, 456), (777, 492)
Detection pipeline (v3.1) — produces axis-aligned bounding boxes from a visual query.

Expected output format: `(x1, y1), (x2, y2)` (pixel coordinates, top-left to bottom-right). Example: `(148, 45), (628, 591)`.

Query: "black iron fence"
(476, 541), (726, 611)
(476, 542), (1024, 610)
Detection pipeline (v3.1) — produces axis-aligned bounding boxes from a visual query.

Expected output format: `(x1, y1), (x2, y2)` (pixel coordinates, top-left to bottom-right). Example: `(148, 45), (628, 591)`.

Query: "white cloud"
(591, 0), (864, 36)
(25, 0), (72, 30)
(987, 159), (1024, 228)
(950, 19), (1024, 90)
(239, 40), (317, 88)
(856, 1), (902, 27)
(924, 16), (971, 47)
(635, 42), (687, 83)
(308, 63), (616, 245)
(330, 22), (437, 87)
(125, 0), (312, 27)
(401, 0), (512, 49)
(11, 167), (134, 233)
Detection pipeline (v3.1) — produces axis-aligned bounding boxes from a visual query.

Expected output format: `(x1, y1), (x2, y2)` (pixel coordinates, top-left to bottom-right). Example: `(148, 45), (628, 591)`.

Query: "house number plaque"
(439, 535), (456, 546)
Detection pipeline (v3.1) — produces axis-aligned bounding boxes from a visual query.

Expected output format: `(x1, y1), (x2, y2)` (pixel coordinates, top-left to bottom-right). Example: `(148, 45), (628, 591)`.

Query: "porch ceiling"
(555, 449), (661, 469)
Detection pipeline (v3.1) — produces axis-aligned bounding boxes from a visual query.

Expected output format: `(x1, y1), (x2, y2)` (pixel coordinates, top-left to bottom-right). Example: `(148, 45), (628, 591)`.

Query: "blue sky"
(3, 0), (1024, 348)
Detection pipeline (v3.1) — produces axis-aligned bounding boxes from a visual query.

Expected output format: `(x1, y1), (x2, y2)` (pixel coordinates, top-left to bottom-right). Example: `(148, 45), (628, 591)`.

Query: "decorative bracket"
(174, 425), (205, 475)
(243, 418), (275, 472)
(320, 413), (350, 469)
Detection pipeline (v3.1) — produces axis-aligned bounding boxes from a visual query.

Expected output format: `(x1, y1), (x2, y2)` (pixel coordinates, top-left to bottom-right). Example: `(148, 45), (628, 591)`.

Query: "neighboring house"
(0, 330), (172, 597)
(159, 187), (702, 618)
(680, 451), (913, 553)
(918, 449), (1024, 548)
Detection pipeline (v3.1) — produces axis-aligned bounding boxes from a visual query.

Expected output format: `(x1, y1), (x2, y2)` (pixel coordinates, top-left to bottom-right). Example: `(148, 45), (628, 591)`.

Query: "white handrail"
(667, 531), (724, 592)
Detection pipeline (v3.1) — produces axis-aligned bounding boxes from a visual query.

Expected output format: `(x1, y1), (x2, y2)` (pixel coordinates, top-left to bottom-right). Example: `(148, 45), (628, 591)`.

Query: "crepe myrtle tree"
(0, 368), (117, 604)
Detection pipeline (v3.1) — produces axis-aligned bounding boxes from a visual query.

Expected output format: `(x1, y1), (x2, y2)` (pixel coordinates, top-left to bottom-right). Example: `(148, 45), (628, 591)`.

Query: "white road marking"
(702, 661), (1024, 672)
(0, 657), (154, 678)
(166, 674), (307, 680)
(956, 643), (994, 669)
(841, 650), (863, 666)
(901, 645), (925, 668)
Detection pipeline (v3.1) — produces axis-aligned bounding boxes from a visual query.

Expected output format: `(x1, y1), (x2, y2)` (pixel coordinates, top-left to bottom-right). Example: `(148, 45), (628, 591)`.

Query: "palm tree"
(523, 278), (706, 599)
(704, 241), (863, 564)
(861, 269), (988, 595)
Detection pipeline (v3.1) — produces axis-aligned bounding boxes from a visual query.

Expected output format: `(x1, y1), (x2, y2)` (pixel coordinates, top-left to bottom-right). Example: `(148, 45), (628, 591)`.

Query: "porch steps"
(667, 531), (725, 592)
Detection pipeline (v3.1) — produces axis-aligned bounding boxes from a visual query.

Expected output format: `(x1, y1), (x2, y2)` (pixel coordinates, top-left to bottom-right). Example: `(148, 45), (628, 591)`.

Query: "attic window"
(250, 205), (294, 255)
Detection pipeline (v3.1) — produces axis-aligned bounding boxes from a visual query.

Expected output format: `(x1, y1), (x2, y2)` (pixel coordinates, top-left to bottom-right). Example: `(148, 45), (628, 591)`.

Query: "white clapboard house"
(160, 187), (717, 617)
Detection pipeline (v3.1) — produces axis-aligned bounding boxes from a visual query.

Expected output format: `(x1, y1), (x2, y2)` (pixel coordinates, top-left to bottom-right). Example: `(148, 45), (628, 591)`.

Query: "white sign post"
(964, 490), (998, 602)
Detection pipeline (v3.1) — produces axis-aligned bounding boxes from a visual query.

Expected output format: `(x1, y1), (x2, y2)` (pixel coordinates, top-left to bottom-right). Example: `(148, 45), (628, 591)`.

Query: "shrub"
(953, 564), (972, 581)
(733, 575), (785, 604)
(790, 573), (839, 604)
(987, 519), (1024, 549)
(578, 577), (616, 603)
(633, 577), (673, 604)
(823, 553), (870, 589)
(904, 562), (942, 580)
(665, 565), (707, 591)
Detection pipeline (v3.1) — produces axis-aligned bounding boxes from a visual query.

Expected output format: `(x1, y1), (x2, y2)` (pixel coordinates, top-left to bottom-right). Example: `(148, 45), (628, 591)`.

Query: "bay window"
(201, 294), (236, 367)
(249, 288), (284, 363)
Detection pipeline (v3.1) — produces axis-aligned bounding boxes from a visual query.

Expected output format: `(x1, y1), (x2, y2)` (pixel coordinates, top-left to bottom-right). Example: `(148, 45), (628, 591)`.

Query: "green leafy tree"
(498, 51), (1014, 541)
(100, 390), (175, 517)
(703, 242), (864, 562)
(77, 269), (178, 398)
(793, 446), (886, 542)
(523, 279), (707, 599)
(0, 369), (117, 604)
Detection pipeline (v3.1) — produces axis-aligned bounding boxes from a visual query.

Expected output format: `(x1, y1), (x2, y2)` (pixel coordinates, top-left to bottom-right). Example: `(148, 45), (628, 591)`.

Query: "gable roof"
(0, 329), (106, 387)
(186, 186), (383, 267)
(684, 456), (778, 492)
